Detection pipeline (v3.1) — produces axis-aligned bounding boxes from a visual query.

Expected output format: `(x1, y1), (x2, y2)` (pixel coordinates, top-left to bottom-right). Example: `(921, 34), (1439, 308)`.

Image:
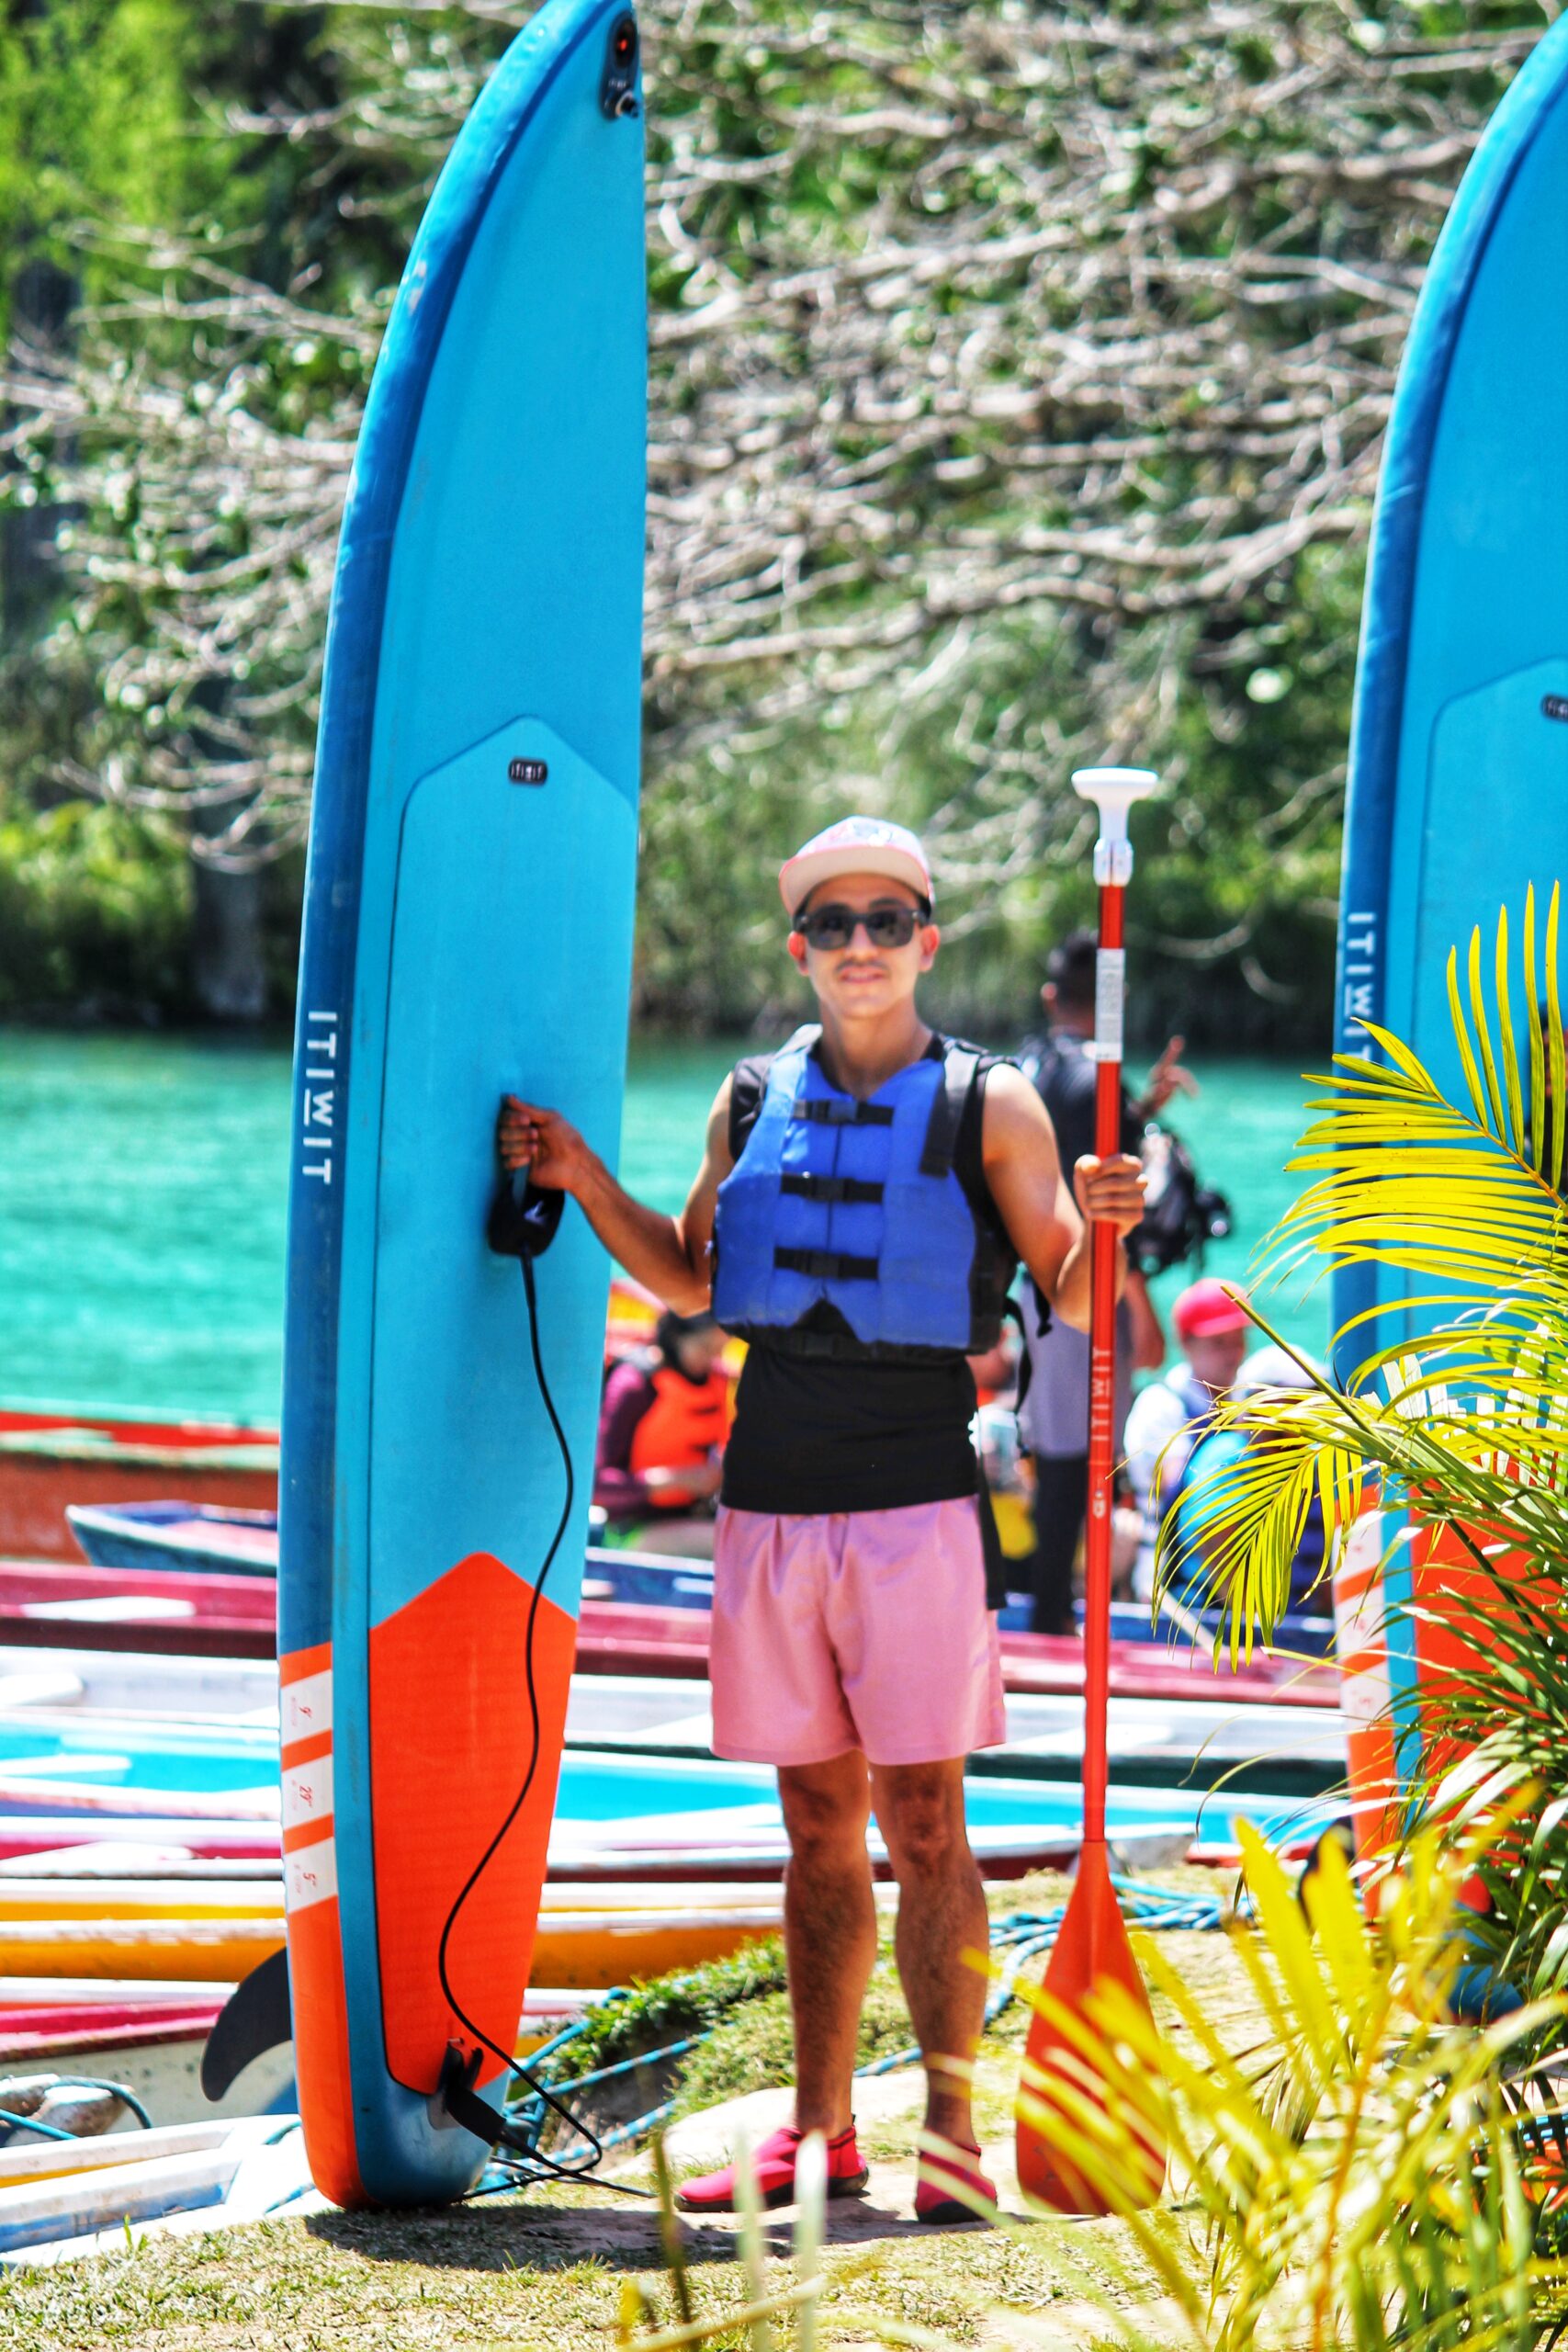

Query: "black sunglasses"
(795, 900), (927, 950)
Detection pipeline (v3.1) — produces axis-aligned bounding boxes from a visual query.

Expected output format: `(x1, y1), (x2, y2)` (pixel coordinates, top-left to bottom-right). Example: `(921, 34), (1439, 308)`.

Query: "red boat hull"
(0, 1560), (1337, 1706)
(0, 2003), (222, 2056)
(0, 1560), (276, 1657)
(571, 1599), (1339, 1708)
(0, 1409), (276, 1563)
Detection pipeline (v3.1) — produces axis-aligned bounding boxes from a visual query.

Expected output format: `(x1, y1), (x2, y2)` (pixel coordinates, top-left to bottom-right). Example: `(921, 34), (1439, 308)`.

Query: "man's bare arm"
(496, 1081), (734, 1315)
(980, 1064), (1145, 1332)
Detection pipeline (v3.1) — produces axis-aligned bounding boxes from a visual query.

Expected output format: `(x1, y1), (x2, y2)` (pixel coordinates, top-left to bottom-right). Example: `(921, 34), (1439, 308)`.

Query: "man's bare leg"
(777, 1753), (878, 2137)
(871, 1758), (989, 2147)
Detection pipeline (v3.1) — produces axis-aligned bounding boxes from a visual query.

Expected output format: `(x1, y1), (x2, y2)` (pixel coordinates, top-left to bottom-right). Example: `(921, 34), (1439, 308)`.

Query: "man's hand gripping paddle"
(1015, 766), (1166, 2216)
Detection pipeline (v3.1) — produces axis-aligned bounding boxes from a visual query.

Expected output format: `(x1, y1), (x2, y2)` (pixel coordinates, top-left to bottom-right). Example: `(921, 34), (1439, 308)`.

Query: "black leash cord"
(434, 1252), (641, 2189)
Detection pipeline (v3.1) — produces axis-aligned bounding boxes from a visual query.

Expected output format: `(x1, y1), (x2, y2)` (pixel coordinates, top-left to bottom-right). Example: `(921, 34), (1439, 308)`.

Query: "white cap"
(778, 817), (934, 920)
(1235, 1343), (1325, 1395)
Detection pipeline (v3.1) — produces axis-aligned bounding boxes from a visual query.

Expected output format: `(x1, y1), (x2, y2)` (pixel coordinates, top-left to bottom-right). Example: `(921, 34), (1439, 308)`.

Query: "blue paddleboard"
(278, 0), (646, 2208)
(1334, 19), (1568, 1792)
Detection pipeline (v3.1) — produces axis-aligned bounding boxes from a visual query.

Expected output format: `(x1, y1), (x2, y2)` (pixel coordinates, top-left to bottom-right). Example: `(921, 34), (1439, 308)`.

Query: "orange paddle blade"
(1014, 1843), (1165, 2215)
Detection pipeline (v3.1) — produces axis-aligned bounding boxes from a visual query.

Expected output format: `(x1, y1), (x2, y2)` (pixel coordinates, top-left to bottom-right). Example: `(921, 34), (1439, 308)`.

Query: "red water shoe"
(675, 2121), (868, 2213)
(915, 2134), (997, 2225)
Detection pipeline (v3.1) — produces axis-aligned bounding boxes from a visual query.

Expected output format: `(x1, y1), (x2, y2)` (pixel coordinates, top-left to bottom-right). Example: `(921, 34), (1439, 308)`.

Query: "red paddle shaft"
(1014, 766), (1164, 2220)
(1082, 875), (1125, 1847)
(1077, 767), (1156, 1840)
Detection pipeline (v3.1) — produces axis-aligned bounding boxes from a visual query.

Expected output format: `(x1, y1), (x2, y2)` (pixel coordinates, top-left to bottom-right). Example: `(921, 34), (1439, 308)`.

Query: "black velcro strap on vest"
(790, 1097), (895, 1126)
(919, 1044), (980, 1179)
(774, 1246), (879, 1282)
(780, 1173), (886, 1206)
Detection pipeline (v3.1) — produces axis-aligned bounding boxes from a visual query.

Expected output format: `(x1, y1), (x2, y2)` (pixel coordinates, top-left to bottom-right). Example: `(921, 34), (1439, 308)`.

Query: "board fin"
(201, 1946), (293, 2101)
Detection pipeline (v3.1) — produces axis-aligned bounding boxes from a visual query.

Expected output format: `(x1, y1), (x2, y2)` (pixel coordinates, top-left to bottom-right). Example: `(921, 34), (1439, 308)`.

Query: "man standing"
(1016, 930), (1187, 1633)
(498, 819), (1145, 2222)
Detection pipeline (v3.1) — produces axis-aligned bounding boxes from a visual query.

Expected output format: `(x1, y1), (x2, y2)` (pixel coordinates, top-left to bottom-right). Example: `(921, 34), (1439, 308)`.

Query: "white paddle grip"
(1073, 766), (1160, 885)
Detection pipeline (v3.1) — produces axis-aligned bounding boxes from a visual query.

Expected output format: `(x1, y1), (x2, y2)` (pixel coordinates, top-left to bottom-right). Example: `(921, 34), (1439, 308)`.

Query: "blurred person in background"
(593, 1306), (732, 1556)
(1015, 930), (1190, 1634)
(1122, 1277), (1250, 1603)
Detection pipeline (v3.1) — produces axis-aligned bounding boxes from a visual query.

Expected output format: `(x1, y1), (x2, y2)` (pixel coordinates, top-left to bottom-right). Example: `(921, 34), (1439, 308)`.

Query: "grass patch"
(558, 1939), (791, 2083)
(0, 1871), (1261, 2350)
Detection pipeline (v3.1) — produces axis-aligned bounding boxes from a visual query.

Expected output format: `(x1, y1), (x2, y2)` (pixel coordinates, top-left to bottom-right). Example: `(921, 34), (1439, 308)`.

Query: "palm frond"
(1014, 1816), (1567, 2352)
(1144, 888), (1568, 2137)
(1254, 888), (1568, 1327)
(1155, 888), (1568, 1646)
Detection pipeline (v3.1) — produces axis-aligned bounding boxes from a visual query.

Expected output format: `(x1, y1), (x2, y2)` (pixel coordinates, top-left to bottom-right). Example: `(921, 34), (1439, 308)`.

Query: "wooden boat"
(563, 1673), (1348, 1801)
(0, 1987), (226, 2049)
(54, 1506), (1340, 1703)
(0, 2007), (292, 2129)
(0, 1821), (282, 1867)
(587, 1544), (1338, 1656)
(0, 1555), (1339, 1706)
(64, 1503), (278, 1580)
(0, 2114), (267, 2189)
(0, 1888), (782, 1992)
(0, 1410), (276, 1566)
(0, 1644), (276, 1721)
(0, 1880), (283, 1926)
(0, 1562), (274, 1660)
(0, 1277), (679, 1577)
(0, 2115), (312, 2261)
(0, 1809), (1066, 1886)
(0, 1654), (1341, 1896)
(0, 1980), (592, 2133)
(0, 1714), (1322, 1891)
(8, 1636), (1335, 1788)
(571, 1597), (1341, 1709)
(73, 1502), (1338, 1657)
(0, 1646), (275, 1721)
(0, 1921), (280, 1984)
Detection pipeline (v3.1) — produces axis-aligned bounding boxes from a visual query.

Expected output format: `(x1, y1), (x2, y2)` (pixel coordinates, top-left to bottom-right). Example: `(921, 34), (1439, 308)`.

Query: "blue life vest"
(711, 1027), (1016, 1362)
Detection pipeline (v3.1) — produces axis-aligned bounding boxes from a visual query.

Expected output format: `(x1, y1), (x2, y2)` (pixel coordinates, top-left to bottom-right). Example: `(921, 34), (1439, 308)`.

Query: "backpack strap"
(1000, 1293), (1041, 1414)
(728, 1024), (820, 1159)
(919, 1041), (983, 1179)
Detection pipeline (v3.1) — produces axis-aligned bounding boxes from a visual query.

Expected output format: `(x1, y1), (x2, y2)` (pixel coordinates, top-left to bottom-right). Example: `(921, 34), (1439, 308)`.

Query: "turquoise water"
(0, 1029), (1325, 1421)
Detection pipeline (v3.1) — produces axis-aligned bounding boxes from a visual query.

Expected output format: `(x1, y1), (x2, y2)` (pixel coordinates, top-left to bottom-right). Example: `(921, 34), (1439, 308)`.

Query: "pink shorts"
(709, 1498), (1008, 1769)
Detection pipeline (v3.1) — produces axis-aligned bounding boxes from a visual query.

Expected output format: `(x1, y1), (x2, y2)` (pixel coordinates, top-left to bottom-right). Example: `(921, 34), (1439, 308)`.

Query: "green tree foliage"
(0, 0), (1554, 1029)
(0, 796), (188, 1012)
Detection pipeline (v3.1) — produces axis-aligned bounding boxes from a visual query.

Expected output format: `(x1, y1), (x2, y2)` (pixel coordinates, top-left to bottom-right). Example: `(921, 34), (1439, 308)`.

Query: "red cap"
(1172, 1278), (1250, 1340)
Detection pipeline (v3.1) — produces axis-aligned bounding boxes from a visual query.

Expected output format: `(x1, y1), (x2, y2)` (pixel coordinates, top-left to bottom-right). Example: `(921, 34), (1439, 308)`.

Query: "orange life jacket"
(627, 1364), (731, 1510)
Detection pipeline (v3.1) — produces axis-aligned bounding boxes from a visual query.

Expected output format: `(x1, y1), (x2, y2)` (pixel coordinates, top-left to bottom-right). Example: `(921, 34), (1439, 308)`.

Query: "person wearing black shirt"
(1017, 930), (1188, 1633)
